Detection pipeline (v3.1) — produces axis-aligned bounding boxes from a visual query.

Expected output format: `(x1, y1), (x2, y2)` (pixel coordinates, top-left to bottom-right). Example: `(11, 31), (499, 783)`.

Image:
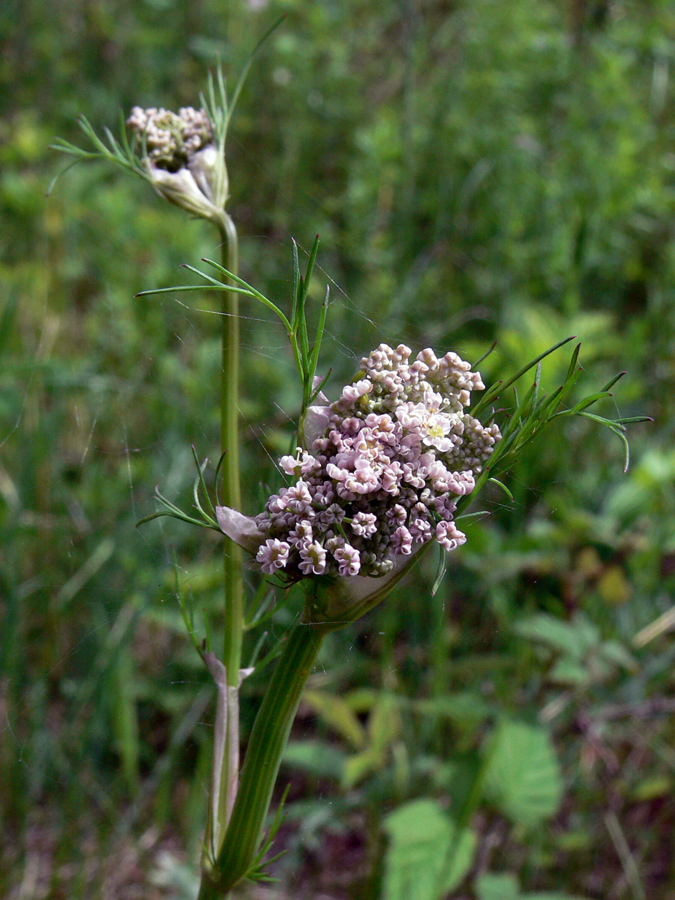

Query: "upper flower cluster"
(126, 105), (228, 225)
(127, 106), (213, 172)
(250, 344), (500, 581)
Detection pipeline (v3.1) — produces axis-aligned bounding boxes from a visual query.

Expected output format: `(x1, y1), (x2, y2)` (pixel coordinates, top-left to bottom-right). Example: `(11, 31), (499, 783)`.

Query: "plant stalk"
(202, 213), (243, 873)
(199, 620), (328, 897)
(218, 212), (243, 686)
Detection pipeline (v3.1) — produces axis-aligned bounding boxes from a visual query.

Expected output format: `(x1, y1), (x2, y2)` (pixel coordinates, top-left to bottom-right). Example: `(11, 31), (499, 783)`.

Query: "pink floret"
(256, 539), (291, 574)
(299, 541), (327, 575)
(436, 521), (467, 552)
(333, 544), (361, 576)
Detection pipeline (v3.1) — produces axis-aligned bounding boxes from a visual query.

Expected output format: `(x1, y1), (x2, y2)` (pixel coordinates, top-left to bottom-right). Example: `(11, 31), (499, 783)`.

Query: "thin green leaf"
(599, 370), (626, 393)
(245, 579), (278, 630)
(174, 561), (203, 659)
(301, 235), (321, 306)
(136, 283), (255, 298)
(612, 415), (653, 425)
(472, 342), (497, 368)
(565, 342), (582, 379)
(191, 446), (217, 520)
(576, 411), (626, 430)
(566, 391), (614, 414)
(305, 286), (329, 406)
(247, 783), (290, 871)
(531, 361), (543, 408)
(214, 450), (227, 508)
(246, 630), (269, 670)
(248, 627), (289, 674)
(575, 413), (631, 469)
(49, 137), (94, 160)
(290, 239), (301, 326)
(472, 336), (575, 418)
(298, 283), (310, 372)
(537, 369), (581, 417)
(226, 18), (285, 134)
(500, 381), (539, 442)
(136, 488), (220, 531)
(310, 369), (331, 403)
(135, 510), (173, 527)
(455, 510), (490, 524)
(118, 108), (136, 157)
(203, 607), (213, 655)
(432, 546), (448, 596)
(182, 262), (231, 288)
(46, 157), (86, 195)
(487, 478), (514, 501)
(199, 259), (293, 331)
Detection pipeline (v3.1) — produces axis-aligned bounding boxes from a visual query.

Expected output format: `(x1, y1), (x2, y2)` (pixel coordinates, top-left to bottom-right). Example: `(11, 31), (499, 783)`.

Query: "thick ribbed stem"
(199, 621), (327, 898)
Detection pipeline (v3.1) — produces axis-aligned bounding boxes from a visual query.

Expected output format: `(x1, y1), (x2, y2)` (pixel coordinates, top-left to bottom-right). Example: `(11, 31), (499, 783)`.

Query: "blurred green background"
(2, 1), (675, 898)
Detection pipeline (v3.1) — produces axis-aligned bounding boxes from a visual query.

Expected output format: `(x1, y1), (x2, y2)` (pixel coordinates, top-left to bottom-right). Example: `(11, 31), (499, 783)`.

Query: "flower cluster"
(251, 344), (501, 581)
(126, 105), (228, 225)
(127, 106), (214, 172)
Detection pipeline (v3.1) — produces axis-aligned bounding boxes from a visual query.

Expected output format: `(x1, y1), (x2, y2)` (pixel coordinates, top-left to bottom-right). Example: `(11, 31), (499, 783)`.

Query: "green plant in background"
(50, 37), (650, 898)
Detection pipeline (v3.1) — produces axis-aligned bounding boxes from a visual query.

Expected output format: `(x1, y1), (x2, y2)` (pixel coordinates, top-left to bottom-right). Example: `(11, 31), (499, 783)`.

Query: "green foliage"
(475, 872), (590, 900)
(302, 689), (367, 750)
(282, 740), (347, 782)
(382, 798), (476, 900)
(484, 721), (563, 828)
(514, 611), (637, 686)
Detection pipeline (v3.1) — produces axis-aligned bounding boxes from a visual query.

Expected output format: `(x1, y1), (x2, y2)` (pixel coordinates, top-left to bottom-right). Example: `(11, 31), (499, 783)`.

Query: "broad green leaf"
(342, 694), (402, 788)
(476, 872), (591, 900)
(630, 775), (672, 801)
(282, 740), (346, 781)
(526, 894), (592, 899)
(598, 640), (638, 672)
(342, 747), (385, 790)
(441, 825), (477, 894)
(513, 614), (584, 659)
(476, 872), (520, 900)
(383, 799), (476, 900)
(414, 692), (492, 730)
(367, 694), (401, 754)
(303, 689), (367, 750)
(549, 658), (590, 686)
(485, 721), (563, 827)
(111, 642), (139, 792)
(571, 613), (601, 652)
(345, 687), (379, 712)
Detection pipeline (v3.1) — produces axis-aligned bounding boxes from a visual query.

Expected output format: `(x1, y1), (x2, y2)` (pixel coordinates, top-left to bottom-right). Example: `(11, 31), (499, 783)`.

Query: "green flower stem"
(200, 620), (329, 897)
(202, 213), (243, 869)
(218, 211), (243, 688)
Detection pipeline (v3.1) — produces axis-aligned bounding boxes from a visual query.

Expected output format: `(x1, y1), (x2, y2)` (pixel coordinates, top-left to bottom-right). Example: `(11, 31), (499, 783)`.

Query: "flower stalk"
(217, 213), (243, 690)
(200, 212), (245, 871)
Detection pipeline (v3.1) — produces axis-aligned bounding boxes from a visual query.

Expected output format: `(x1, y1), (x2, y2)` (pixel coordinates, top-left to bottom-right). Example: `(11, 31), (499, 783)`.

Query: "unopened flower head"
(248, 344), (501, 581)
(127, 105), (228, 224)
(127, 106), (213, 171)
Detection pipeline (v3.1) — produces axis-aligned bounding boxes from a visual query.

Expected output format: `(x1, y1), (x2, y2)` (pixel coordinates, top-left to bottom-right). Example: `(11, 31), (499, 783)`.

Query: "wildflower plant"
(52, 50), (649, 900)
